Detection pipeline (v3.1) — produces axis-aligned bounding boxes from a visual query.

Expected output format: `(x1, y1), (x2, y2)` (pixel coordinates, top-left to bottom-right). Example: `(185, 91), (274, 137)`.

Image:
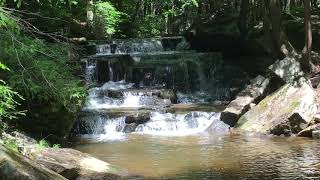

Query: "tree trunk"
(302, 0), (313, 72)
(238, 0), (249, 38)
(285, 0), (291, 14)
(87, 0), (94, 26)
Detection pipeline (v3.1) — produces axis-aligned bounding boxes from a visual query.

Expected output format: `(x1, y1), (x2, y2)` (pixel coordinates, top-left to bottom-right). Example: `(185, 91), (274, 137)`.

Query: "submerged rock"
(0, 145), (65, 180)
(34, 148), (126, 179)
(123, 123), (138, 133)
(117, 89), (177, 103)
(268, 57), (304, 83)
(236, 78), (317, 136)
(220, 75), (270, 126)
(297, 123), (320, 137)
(310, 75), (320, 88)
(125, 111), (151, 124)
(312, 130), (320, 139)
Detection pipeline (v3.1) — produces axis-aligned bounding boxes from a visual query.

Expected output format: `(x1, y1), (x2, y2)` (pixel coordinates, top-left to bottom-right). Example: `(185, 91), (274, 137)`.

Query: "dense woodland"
(0, 0), (319, 146)
(2, 0), (320, 179)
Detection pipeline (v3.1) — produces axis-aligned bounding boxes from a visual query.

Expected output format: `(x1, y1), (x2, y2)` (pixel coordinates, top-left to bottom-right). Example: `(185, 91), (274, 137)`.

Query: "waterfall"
(96, 38), (166, 55)
(72, 37), (251, 142)
(98, 117), (126, 141)
(85, 59), (96, 85)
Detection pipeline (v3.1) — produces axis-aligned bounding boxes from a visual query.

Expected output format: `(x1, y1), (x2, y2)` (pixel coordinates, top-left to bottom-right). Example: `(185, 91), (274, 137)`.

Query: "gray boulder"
(220, 75), (270, 126)
(235, 78), (317, 136)
(125, 111), (151, 124)
(268, 57), (304, 83)
(0, 145), (66, 180)
(123, 123), (138, 133)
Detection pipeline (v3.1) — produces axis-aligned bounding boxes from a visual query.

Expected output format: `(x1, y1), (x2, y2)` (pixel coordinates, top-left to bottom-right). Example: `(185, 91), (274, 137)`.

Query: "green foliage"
(0, 31), (87, 114)
(135, 14), (166, 37)
(52, 143), (61, 149)
(37, 139), (61, 151)
(0, 62), (24, 120)
(0, 7), (19, 31)
(94, 1), (123, 36)
(37, 139), (50, 151)
(3, 138), (19, 152)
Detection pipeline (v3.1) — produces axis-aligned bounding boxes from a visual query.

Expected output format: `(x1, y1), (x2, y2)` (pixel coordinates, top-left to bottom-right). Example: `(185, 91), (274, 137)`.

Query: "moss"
(287, 100), (301, 113)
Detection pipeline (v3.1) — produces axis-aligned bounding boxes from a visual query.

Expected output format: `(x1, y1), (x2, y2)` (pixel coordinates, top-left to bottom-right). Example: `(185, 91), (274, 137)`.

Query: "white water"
(85, 60), (96, 85)
(96, 39), (164, 55)
(77, 111), (228, 142)
(134, 112), (227, 136)
(84, 81), (143, 110)
(98, 117), (127, 141)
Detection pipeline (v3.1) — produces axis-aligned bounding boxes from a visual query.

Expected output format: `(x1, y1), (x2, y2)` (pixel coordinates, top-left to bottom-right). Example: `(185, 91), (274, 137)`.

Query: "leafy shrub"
(0, 31), (87, 114)
(135, 14), (166, 37)
(37, 139), (61, 151)
(0, 62), (24, 120)
(3, 138), (19, 152)
(94, 1), (124, 37)
(37, 139), (49, 151)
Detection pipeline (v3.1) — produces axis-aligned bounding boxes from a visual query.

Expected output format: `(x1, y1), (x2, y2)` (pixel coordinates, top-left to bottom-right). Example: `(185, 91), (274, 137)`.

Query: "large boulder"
(220, 75), (270, 126)
(33, 148), (126, 180)
(235, 78), (317, 136)
(268, 57), (304, 83)
(0, 145), (66, 180)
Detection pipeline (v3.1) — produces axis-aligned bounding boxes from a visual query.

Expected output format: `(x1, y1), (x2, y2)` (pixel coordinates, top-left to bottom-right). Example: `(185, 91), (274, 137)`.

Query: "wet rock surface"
(0, 144), (66, 180)
(220, 75), (270, 126)
(235, 78), (317, 136)
(33, 148), (126, 180)
(297, 124), (320, 137)
(123, 123), (138, 133)
(125, 112), (151, 124)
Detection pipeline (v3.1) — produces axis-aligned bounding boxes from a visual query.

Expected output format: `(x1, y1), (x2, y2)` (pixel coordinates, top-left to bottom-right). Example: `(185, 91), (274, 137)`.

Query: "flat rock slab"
(167, 103), (226, 113)
(220, 75), (270, 126)
(82, 107), (153, 118)
(236, 78), (317, 136)
(34, 148), (126, 180)
(0, 145), (66, 180)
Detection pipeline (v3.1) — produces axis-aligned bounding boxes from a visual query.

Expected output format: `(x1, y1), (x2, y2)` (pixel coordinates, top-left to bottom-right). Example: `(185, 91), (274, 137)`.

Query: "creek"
(71, 37), (320, 179)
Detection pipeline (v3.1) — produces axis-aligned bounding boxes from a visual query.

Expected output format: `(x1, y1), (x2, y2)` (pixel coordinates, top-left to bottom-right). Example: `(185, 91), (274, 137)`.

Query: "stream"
(72, 37), (320, 179)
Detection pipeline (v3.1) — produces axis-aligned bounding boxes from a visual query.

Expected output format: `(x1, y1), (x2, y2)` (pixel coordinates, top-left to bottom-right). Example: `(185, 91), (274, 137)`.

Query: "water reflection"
(74, 133), (320, 179)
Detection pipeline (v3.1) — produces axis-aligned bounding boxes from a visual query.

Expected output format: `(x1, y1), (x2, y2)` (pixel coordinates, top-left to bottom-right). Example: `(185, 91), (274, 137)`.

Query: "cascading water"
(73, 38), (320, 180)
(85, 60), (96, 85)
(135, 112), (228, 136)
(73, 37), (250, 141)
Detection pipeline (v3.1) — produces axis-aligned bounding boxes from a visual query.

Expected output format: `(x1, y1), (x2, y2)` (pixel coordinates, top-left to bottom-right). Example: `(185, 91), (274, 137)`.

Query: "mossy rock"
(235, 78), (317, 135)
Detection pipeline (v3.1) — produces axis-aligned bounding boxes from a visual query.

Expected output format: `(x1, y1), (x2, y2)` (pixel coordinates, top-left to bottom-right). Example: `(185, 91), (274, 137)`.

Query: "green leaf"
(0, 62), (10, 71)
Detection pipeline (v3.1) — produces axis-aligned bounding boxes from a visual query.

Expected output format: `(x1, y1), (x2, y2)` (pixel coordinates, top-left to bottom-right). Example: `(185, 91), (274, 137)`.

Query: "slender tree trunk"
(238, 0), (249, 38)
(87, 0), (94, 26)
(302, 0), (313, 72)
(285, 0), (291, 14)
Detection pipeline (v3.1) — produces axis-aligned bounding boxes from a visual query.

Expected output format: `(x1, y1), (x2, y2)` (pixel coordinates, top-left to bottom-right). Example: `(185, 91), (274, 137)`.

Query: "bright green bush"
(94, 1), (124, 37)
(0, 62), (24, 120)
(0, 30), (87, 114)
